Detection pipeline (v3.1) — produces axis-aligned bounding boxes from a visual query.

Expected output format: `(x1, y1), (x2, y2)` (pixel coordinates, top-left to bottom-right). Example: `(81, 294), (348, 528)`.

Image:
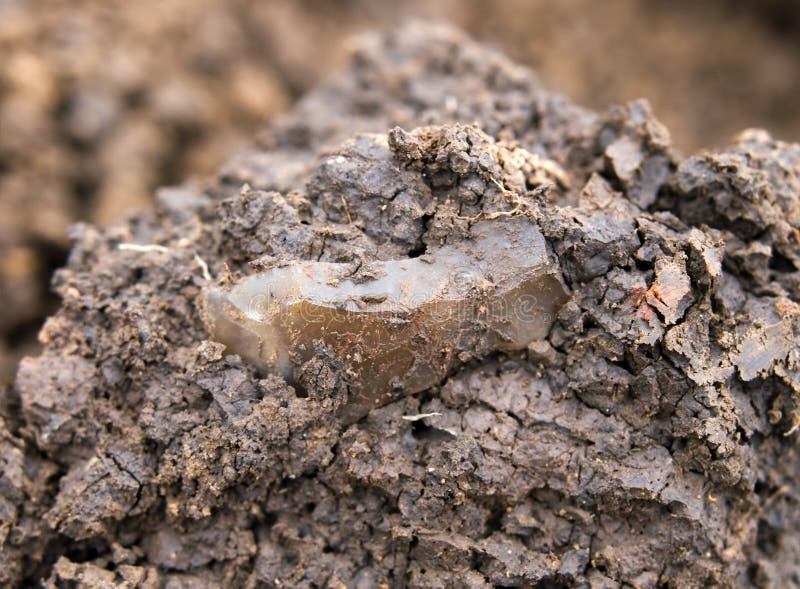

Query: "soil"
(2, 23), (799, 588)
(3, 0), (800, 389)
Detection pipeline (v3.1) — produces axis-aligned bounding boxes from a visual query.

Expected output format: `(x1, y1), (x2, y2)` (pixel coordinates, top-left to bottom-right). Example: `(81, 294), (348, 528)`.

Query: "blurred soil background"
(1, 0), (799, 385)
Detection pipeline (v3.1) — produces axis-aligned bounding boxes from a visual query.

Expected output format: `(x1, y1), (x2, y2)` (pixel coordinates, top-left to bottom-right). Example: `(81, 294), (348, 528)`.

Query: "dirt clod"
(4, 24), (800, 588)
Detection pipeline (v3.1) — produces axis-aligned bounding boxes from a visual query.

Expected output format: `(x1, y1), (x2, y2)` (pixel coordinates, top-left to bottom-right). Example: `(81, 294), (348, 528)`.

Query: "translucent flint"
(203, 216), (568, 420)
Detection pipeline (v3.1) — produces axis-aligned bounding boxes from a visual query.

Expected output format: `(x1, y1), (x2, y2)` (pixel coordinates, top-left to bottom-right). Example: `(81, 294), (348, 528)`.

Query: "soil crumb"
(4, 24), (800, 588)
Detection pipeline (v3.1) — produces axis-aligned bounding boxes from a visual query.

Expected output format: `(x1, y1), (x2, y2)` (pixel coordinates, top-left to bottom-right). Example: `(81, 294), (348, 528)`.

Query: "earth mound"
(3, 24), (799, 588)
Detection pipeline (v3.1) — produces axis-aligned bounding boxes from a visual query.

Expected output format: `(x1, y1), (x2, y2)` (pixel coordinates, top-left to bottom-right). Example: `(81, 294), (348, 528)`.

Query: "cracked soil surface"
(2, 24), (800, 588)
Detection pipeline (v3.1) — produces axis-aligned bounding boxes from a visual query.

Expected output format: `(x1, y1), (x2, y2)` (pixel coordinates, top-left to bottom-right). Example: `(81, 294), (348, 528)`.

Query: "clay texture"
(3, 25), (800, 588)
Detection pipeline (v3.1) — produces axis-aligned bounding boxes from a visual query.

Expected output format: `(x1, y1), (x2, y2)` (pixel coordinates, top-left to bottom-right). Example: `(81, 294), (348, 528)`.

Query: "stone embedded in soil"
(3, 23), (800, 589)
(204, 215), (567, 421)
